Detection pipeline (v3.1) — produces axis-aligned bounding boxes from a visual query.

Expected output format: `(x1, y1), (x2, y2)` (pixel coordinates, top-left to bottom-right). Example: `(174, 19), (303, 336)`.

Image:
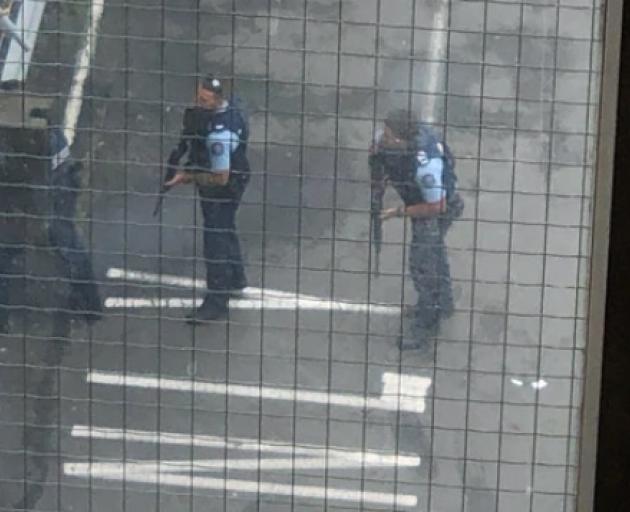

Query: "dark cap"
(29, 107), (50, 120)
(384, 108), (419, 141)
(200, 74), (223, 95)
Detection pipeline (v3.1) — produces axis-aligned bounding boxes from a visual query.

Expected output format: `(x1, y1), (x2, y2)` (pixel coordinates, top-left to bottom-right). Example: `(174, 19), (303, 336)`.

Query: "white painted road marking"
(381, 372), (433, 415)
(107, 267), (324, 301)
(71, 425), (421, 467)
(104, 297), (202, 309)
(66, 426), (420, 506)
(511, 378), (549, 390)
(425, 1), (449, 123)
(105, 267), (402, 314)
(87, 371), (431, 414)
(64, 462), (417, 507)
(64, 0), (105, 146)
(104, 296), (401, 315)
(65, 457), (412, 471)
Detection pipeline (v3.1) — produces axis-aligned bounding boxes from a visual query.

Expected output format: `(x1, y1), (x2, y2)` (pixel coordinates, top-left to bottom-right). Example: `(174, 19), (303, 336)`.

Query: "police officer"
(165, 75), (250, 323)
(371, 109), (454, 351)
(32, 109), (104, 325)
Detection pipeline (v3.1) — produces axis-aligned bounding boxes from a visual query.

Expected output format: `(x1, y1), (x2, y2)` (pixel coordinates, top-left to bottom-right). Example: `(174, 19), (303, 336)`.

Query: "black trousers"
(48, 162), (101, 314)
(199, 191), (246, 307)
(408, 218), (454, 333)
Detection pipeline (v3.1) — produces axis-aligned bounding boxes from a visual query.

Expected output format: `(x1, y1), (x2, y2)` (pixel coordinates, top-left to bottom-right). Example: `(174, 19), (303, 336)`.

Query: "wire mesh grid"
(0, 0), (605, 511)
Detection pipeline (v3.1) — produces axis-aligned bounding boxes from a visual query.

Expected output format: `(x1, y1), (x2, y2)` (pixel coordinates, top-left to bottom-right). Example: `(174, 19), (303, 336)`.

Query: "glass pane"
(0, 0), (606, 510)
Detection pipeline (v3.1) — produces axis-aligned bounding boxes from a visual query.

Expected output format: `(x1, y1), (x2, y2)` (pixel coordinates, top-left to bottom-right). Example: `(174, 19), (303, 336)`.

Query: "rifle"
(152, 104), (242, 216)
(153, 141), (187, 217)
(152, 162), (178, 217)
(369, 154), (386, 275)
(153, 108), (201, 217)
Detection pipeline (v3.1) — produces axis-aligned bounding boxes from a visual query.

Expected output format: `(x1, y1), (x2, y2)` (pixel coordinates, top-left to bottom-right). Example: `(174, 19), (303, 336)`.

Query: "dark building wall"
(595, 4), (630, 509)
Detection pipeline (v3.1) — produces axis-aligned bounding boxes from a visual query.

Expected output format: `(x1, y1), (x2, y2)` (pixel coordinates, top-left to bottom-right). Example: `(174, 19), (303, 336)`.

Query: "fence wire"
(0, 0), (604, 511)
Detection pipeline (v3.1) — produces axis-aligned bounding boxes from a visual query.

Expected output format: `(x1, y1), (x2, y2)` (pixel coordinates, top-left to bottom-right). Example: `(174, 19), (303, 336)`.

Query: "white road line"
(87, 371), (431, 414)
(511, 378), (548, 390)
(105, 268), (402, 314)
(425, 0), (449, 123)
(63, 0), (105, 146)
(71, 425), (421, 467)
(64, 463), (417, 507)
(230, 297), (400, 314)
(64, 457), (410, 472)
(106, 268), (324, 301)
(103, 296), (401, 315)
(382, 372), (433, 415)
(107, 267), (400, 313)
(104, 297), (201, 309)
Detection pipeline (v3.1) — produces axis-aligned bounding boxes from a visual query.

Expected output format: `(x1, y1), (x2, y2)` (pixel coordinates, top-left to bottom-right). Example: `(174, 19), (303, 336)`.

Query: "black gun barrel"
(369, 155), (385, 276)
(152, 184), (170, 217)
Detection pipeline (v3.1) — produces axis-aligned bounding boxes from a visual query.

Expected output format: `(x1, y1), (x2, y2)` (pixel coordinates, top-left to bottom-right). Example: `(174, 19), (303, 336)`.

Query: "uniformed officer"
(0, 108), (104, 329)
(165, 75), (250, 323)
(34, 109), (104, 325)
(371, 109), (454, 351)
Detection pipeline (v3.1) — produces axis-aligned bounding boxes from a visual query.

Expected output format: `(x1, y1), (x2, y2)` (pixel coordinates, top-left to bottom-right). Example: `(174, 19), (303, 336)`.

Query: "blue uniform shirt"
(375, 123), (447, 207)
(199, 101), (251, 199)
(415, 157), (446, 204)
(204, 102), (249, 174)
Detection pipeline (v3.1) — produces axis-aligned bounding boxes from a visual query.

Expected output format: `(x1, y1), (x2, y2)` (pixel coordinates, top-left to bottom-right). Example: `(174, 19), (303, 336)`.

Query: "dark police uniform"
(373, 123), (454, 347)
(47, 124), (103, 323)
(170, 101), (250, 315)
(1, 117), (103, 331)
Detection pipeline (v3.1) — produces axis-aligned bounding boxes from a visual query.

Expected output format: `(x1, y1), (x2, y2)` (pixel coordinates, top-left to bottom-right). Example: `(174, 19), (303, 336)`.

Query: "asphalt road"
(0, 0), (602, 510)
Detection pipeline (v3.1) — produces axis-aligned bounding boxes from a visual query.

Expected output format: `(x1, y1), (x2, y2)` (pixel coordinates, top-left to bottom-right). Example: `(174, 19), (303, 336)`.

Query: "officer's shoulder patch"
(421, 173), (436, 188)
(211, 142), (225, 156)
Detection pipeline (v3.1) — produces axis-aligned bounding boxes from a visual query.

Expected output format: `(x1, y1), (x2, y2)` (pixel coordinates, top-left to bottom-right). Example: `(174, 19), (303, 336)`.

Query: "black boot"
(398, 334), (429, 351)
(398, 334), (437, 360)
(228, 271), (248, 297)
(186, 294), (228, 324)
(69, 284), (104, 326)
(398, 318), (439, 351)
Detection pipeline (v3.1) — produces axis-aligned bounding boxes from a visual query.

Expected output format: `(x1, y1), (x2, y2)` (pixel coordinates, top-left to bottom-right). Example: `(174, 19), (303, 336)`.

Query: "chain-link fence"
(0, 0), (609, 510)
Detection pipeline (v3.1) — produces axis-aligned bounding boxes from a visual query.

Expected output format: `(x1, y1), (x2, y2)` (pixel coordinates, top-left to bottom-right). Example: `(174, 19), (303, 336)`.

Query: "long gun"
(153, 107), (212, 217)
(369, 154), (385, 276)
(153, 107), (204, 217)
(153, 146), (185, 217)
